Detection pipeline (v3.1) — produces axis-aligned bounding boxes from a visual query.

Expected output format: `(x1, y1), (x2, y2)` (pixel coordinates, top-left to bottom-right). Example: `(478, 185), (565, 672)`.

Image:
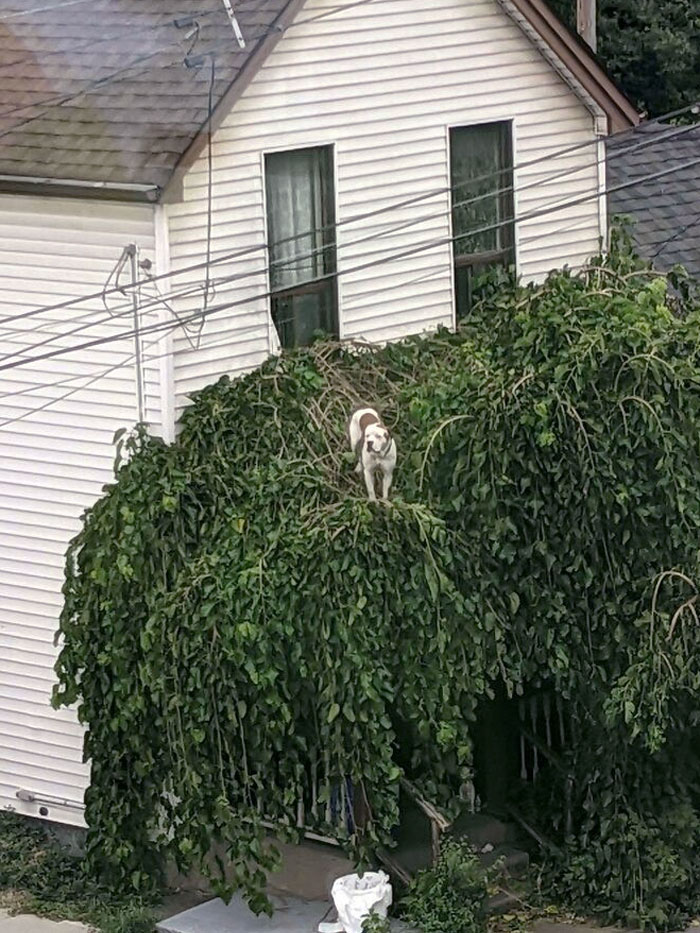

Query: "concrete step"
(480, 843), (529, 879)
(389, 839), (529, 883)
(166, 838), (355, 903)
(452, 811), (519, 847)
(488, 889), (521, 915)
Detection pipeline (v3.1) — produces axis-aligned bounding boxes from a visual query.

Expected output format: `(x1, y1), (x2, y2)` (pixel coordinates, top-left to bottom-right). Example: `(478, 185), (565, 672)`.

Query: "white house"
(0, 0), (639, 829)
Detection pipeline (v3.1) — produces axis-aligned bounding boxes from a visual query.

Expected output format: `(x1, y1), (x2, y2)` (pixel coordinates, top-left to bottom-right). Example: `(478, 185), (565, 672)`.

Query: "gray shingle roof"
(607, 121), (700, 280)
(0, 0), (294, 192)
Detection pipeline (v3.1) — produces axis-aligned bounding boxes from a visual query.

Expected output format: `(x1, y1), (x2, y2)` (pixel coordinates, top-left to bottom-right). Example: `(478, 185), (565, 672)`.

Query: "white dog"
(348, 407), (397, 501)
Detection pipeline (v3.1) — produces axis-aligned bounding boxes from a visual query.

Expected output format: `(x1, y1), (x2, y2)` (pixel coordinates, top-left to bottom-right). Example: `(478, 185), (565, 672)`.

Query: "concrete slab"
(156, 896), (414, 933)
(533, 925), (622, 933)
(0, 913), (88, 933)
(156, 894), (331, 933)
(534, 924), (700, 933)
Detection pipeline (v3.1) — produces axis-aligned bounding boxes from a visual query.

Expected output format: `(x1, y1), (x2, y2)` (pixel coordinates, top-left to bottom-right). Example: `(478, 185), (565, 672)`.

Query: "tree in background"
(547, 0), (700, 117)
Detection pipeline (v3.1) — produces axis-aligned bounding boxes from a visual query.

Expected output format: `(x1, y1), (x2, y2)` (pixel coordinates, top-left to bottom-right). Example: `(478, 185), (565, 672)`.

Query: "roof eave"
(162, 0), (640, 206)
(502, 0), (641, 133)
(161, 0), (309, 204)
(0, 173), (160, 203)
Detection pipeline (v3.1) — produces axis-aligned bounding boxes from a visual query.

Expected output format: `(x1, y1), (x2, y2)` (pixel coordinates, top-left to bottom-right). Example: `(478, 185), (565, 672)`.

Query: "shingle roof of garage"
(0, 0), (298, 193)
(607, 121), (700, 280)
(0, 0), (639, 200)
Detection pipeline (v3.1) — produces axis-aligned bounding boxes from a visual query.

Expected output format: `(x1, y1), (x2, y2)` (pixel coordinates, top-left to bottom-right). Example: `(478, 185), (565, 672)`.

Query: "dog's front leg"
(364, 464), (378, 501)
(380, 465), (394, 500)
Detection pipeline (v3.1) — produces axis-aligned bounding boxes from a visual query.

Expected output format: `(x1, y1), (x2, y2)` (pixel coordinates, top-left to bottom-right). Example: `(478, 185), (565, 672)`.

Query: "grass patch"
(0, 811), (158, 933)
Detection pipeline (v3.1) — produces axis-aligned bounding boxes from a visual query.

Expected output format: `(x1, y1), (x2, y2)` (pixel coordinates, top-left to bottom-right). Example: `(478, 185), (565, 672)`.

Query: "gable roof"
(497, 0), (639, 134)
(0, 0), (300, 197)
(607, 121), (700, 281)
(0, 0), (639, 201)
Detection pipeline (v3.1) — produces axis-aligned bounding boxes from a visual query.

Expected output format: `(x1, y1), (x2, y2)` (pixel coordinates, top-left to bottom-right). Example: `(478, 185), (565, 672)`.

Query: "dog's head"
(365, 422), (392, 457)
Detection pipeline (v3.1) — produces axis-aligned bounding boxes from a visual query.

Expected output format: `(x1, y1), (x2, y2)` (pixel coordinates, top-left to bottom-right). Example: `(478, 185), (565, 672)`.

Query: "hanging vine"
(55, 238), (700, 928)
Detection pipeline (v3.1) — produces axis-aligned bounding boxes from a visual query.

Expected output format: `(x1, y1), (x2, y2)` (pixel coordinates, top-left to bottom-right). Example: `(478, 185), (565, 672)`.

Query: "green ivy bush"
(54, 239), (700, 928)
(0, 812), (156, 933)
(401, 839), (488, 933)
(362, 910), (392, 933)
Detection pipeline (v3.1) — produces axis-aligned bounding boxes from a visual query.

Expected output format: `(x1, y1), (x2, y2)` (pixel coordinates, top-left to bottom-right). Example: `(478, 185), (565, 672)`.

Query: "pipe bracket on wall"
(16, 788), (86, 812)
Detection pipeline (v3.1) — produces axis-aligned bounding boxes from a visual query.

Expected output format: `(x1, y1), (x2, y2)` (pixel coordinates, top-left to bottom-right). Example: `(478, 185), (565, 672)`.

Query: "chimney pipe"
(577, 0), (597, 51)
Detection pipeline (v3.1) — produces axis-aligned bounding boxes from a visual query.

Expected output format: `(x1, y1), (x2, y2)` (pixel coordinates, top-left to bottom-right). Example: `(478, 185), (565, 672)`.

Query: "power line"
(3, 144), (699, 369)
(0, 201), (673, 429)
(0, 258), (453, 404)
(2, 112), (698, 375)
(1, 0), (690, 172)
(651, 209), (700, 261)
(0, 38), (193, 135)
(4, 106), (697, 337)
(0, 267), (450, 415)
(1, 104), (696, 337)
(0, 0), (375, 140)
(0, 169), (603, 364)
(0, 5), (222, 71)
(3, 152), (698, 377)
(0, 0), (92, 20)
(1, 189), (690, 427)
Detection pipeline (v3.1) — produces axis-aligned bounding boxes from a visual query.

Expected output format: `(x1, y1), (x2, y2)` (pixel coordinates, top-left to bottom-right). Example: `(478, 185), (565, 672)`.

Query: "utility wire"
(0, 0), (693, 175)
(2, 115), (698, 371)
(0, 265), (452, 412)
(1, 256), (455, 401)
(0, 202), (673, 428)
(3, 105), (697, 335)
(1, 0), (690, 156)
(1, 104), (696, 335)
(0, 0), (92, 20)
(2, 142), (698, 366)
(0, 163), (619, 363)
(1, 194), (690, 426)
(0, 0), (375, 138)
(0, 38), (194, 134)
(0, 5), (223, 71)
(651, 209), (700, 261)
(0, 318), (272, 429)
(3, 152), (699, 377)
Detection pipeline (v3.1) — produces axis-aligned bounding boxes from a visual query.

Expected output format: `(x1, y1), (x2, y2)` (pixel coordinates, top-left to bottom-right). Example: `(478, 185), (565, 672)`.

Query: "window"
(265, 146), (337, 348)
(450, 122), (515, 320)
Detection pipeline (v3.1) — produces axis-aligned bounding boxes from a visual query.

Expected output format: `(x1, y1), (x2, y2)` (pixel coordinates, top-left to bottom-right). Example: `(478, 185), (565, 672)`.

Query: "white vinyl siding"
(0, 0), (607, 828)
(167, 0), (602, 413)
(0, 195), (157, 826)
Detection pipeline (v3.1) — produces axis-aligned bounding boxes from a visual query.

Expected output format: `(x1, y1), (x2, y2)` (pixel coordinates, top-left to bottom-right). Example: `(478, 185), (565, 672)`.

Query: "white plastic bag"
(321, 871), (393, 933)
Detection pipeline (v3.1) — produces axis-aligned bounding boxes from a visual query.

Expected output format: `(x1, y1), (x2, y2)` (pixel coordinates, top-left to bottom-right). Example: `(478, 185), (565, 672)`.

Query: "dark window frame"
(449, 121), (515, 320)
(264, 144), (338, 349)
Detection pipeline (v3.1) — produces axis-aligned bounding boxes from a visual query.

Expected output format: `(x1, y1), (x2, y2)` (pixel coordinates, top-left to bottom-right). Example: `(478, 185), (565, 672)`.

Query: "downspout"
(154, 204), (176, 443)
(596, 133), (609, 251)
(575, 0), (607, 249)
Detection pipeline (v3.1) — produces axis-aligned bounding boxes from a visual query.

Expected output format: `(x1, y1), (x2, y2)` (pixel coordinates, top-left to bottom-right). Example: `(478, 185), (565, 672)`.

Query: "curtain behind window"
(451, 122), (512, 256)
(266, 148), (325, 290)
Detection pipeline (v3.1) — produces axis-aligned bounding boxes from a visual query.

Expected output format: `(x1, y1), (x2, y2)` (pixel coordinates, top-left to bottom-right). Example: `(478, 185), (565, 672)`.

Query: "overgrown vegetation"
(546, 0), (700, 116)
(0, 811), (157, 933)
(401, 839), (489, 933)
(362, 909), (392, 933)
(54, 237), (700, 929)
